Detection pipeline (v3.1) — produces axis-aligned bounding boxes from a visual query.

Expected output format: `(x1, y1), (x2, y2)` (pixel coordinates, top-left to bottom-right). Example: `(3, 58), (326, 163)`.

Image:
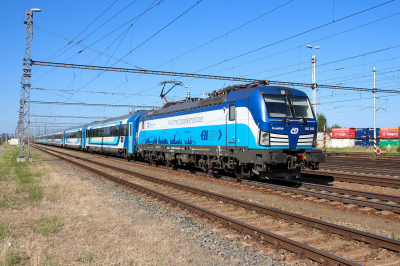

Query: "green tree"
(317, 113), (327, 131)
(331, 124), (341, 129)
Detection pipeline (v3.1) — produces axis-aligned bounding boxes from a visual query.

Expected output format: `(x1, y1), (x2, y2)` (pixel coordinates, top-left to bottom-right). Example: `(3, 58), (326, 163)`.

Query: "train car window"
(120, 124), (127, 136)
(103, 127), (110, 137)
(229, 105), (235, 121)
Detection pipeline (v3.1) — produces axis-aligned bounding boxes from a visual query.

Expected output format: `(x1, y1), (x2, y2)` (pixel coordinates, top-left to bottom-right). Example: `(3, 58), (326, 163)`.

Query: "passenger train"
(35, 83), (325, 179)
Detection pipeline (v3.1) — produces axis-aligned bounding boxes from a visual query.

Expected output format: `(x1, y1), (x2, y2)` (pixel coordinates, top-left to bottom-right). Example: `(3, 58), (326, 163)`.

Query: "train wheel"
(234, 166), (245, 180)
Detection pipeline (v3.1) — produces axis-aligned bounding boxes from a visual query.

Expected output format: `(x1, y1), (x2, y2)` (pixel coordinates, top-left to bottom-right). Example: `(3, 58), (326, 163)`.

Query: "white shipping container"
(9, 138), (19, 146)
(317, 132), (331, 141)
(317, 132), (324, 141)
(331, 139), (355, 148)
(317, 140), (332, 148)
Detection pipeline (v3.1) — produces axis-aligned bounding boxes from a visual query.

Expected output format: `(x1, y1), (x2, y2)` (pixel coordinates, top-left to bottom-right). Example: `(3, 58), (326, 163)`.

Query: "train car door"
(227, 102), (237, 151)
(128, 121), (133, 154)
(82, 129), (86, 149)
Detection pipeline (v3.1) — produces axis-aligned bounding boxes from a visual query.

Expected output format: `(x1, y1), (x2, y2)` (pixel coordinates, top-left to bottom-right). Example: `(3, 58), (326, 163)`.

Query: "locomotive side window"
(229, 105), (235, 121)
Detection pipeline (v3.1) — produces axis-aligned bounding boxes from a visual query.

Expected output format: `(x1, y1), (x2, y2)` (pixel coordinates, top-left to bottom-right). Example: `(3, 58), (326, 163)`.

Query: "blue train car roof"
(85, 111), (147, 128)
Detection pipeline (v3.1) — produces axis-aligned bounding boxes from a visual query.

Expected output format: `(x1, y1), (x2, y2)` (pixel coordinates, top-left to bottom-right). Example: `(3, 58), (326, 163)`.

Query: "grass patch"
(28, 185), (43, 201)
(3, 251), (21, 266)
(75, 252), (94, 264)
(32, 216), (62, 237)
(169, 242), (179, 253)
(0, 222), (8, 239)
(0, 146), (46, 207)
(44, 254), (60, 266)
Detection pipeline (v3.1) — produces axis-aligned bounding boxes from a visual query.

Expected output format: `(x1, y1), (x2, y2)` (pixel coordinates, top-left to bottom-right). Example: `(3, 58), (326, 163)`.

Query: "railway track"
(326, 153), (400, 161)
(320, 164), (400, 176)
(34, 145), (400, 265)
(303, 169), (400, 189)
(36, 145), (400, 216)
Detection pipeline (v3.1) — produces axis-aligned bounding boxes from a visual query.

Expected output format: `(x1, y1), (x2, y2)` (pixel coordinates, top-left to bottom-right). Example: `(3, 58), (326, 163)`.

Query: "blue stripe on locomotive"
(139, 86), (317, 150)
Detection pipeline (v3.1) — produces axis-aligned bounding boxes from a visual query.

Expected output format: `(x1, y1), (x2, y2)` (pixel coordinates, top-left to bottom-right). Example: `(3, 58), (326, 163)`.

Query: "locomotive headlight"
(259, 131), (270, 146)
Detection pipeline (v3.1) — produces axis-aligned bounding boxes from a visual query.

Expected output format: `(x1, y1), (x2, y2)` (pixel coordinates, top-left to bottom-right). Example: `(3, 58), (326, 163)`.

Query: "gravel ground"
(46, 153), (290, 265)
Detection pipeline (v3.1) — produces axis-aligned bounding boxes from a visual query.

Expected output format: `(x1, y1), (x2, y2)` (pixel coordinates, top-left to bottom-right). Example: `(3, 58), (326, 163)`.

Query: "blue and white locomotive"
(35, 83), (324, 179)
(137, 83), (324, 179)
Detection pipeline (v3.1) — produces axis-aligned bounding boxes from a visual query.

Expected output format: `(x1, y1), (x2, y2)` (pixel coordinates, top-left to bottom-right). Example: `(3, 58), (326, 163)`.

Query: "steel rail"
(324, 158), (400, 168)
(35, 144), (400, 212)
(37, 145), (400, 213)
(325, 153), (400, 160)
(302, 170), (400, 189)
(35, 145), (400, 258)
(232, 178), (400, 213)
(320, 164), (400, 176)
(264, 182), (400, 212)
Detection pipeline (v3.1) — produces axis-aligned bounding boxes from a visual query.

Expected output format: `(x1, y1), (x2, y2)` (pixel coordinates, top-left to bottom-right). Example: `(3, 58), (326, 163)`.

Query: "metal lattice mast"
(18, 9), (40, 159)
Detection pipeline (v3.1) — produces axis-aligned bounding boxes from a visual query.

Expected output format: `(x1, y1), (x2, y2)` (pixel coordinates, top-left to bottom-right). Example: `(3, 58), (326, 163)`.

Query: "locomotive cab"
(250, 86), (325, 179)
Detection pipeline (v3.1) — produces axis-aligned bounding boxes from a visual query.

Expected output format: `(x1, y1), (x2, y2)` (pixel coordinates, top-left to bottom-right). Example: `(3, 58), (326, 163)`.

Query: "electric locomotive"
(136, 82), (325, 179)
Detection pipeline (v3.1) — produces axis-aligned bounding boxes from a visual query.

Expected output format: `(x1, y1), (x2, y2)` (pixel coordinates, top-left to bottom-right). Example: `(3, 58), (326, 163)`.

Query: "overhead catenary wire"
(191, 0), (395, 74)
(32, 0), (166, 82)
(115, 9), (400, 107)
(34, 0), (120, 72)
(31, 61), (400, 94)
(47, 0), (204, 118)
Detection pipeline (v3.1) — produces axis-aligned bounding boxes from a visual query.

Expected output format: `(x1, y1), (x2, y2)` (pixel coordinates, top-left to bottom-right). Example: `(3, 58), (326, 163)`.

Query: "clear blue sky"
(1, 0), (399, 136)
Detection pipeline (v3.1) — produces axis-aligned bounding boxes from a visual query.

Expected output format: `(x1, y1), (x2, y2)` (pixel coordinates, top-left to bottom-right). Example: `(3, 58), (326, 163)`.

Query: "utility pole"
(18, 8), (41, 162)
(307, 45), (320, 117)
(373, 67), (378, 157)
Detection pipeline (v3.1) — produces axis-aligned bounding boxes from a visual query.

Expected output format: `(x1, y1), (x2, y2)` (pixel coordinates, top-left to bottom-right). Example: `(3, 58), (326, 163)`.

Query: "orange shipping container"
(380, 127), (400, 139)
(332, 128), (355, 139)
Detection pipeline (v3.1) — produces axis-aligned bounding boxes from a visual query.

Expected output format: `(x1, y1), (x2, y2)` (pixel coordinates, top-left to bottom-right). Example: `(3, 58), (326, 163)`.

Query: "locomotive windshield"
(263, 95), (314, 119)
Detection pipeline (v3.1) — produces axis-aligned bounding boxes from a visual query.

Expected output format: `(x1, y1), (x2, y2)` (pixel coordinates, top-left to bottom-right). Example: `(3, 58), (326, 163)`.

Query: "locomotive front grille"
(297, 134), (314, 146)
(270, 133), (289, 146)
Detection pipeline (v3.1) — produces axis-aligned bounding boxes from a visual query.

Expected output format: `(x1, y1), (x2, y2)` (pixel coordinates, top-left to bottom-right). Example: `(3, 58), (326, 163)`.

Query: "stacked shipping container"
(331, 128), (355, 148)
(354, 128), (367, 148)
(379, 127), (400, 149)
(331, 127), (400, 149)
(366, 128), (379, 147)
